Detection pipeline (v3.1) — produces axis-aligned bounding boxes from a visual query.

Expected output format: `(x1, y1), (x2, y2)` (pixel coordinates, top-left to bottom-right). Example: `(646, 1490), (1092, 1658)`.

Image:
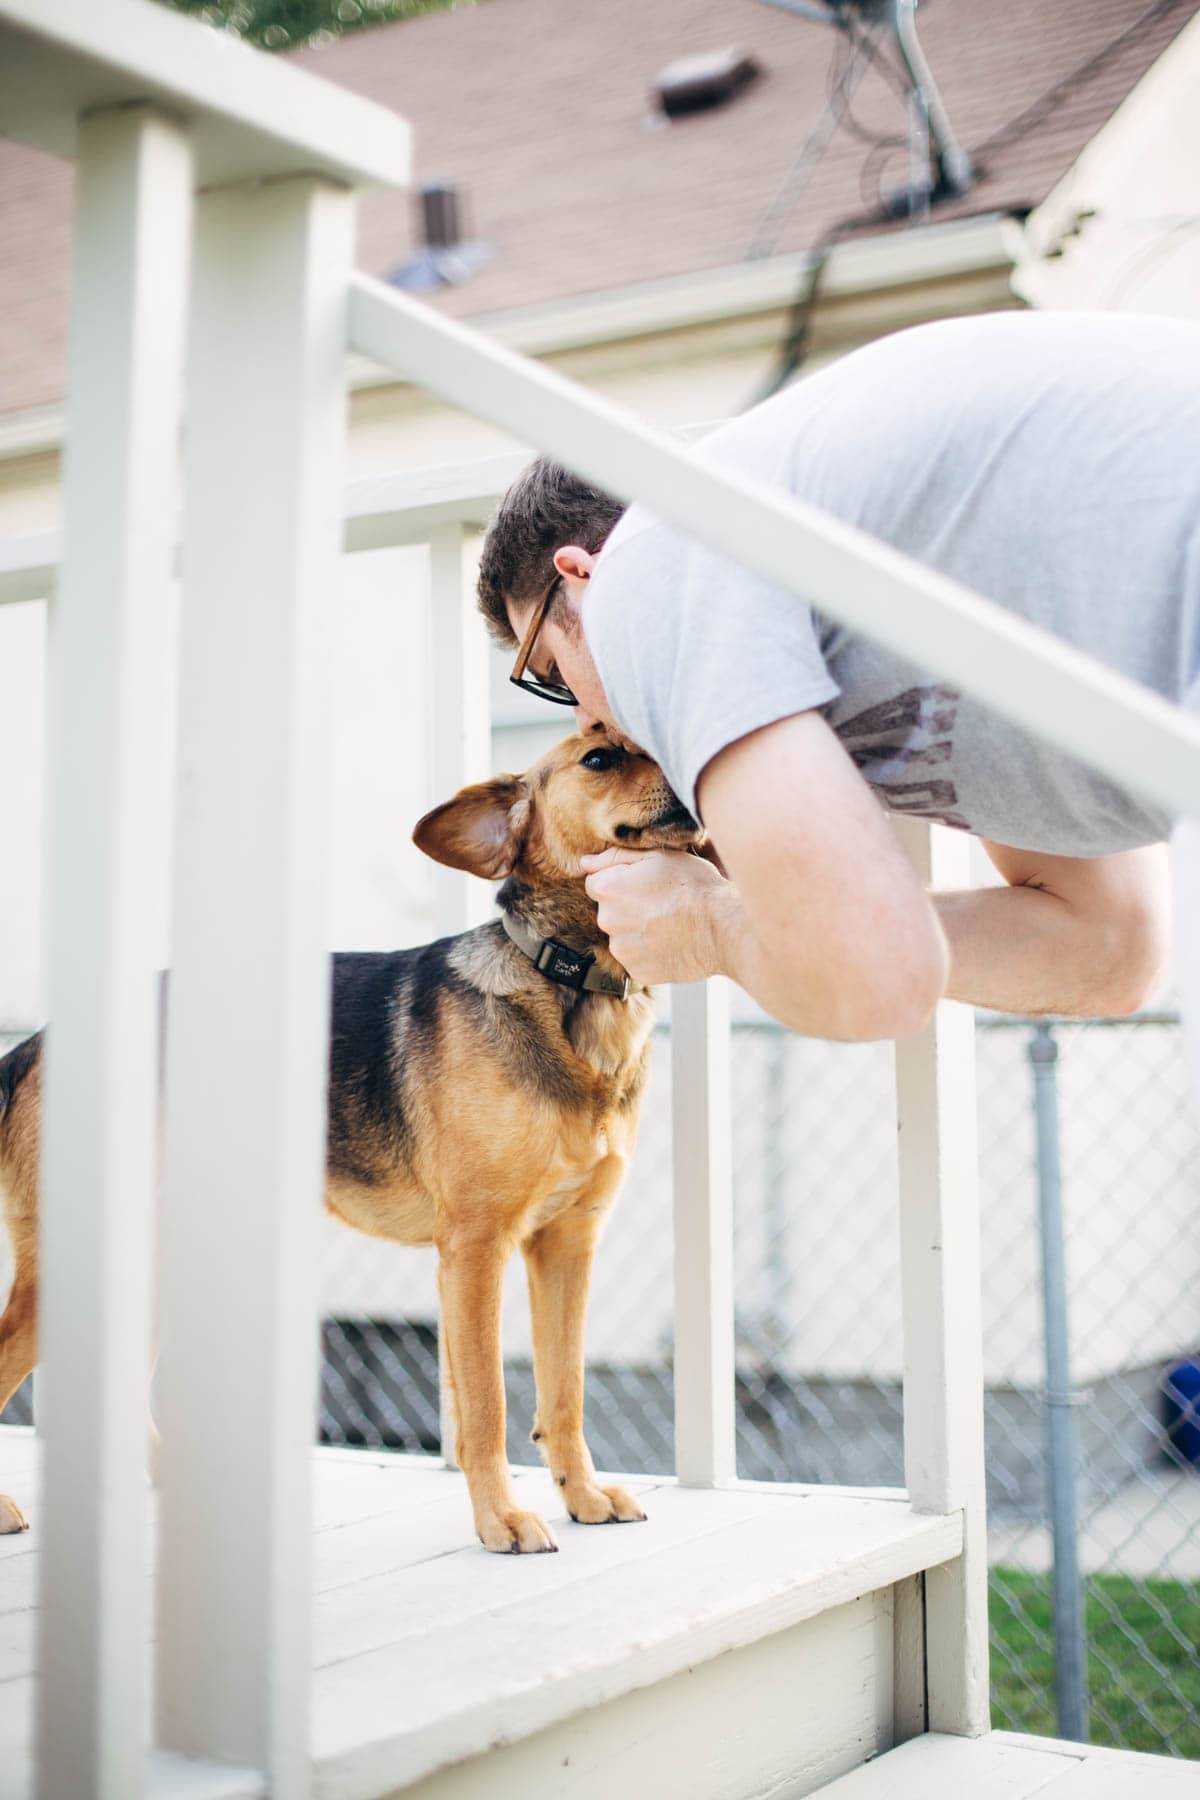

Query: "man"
(476, 311), (1199, 1046)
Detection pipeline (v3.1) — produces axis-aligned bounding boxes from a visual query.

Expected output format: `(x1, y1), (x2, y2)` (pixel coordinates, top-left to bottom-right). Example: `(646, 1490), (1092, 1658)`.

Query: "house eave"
(0, 210), (1022, 465)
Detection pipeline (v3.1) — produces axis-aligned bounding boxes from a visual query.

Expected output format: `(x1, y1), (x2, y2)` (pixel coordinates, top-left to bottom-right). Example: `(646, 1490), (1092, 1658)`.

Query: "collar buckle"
(535, 938), (594, 991)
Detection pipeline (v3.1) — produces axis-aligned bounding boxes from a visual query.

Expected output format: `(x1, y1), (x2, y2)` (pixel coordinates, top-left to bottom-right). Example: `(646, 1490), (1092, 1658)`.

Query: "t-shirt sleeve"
(584, 518), (840, 819)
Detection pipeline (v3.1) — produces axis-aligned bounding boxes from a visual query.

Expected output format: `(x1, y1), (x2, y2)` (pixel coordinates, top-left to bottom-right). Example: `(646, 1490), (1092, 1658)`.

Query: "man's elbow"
(809, 919), (949, 1043)
(1088, 905), (1170, 1018)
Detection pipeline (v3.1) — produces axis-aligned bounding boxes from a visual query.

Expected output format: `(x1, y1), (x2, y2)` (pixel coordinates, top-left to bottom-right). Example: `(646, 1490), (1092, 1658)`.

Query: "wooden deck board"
(817, 1732), (1200, 1798)
(0, 1428), (961, 1799)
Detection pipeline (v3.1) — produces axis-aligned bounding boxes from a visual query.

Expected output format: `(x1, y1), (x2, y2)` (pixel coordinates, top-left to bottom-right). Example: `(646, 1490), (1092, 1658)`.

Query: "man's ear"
(412, 774), (529, 880)
(552, 545), (597, 585)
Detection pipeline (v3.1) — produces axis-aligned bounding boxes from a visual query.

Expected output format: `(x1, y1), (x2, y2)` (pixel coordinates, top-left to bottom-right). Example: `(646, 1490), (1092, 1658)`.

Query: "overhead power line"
(971, 0), (1189, 159)
(750, 0), (1195, 405)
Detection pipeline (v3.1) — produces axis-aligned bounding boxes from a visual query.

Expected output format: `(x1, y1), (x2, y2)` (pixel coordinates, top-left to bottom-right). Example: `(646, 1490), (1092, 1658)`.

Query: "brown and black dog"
(0, 733), (700, 1552)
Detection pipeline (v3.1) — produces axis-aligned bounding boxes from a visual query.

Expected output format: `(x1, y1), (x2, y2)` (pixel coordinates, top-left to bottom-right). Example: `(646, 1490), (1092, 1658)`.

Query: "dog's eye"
(580, 747), (619, 772)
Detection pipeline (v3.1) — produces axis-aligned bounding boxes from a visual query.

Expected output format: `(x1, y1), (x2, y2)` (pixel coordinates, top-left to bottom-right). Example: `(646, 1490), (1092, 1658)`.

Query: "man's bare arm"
(585, 712), (948, 1041)
(934, 840), (1171, 1017)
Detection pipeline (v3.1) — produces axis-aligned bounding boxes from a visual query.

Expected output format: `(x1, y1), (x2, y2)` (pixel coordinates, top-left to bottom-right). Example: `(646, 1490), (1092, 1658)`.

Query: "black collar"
(500, 910), (631, 1001)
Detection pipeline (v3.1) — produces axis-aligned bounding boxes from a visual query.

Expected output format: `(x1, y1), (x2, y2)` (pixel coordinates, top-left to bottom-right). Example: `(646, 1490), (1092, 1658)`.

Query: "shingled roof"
(1, 0), (1196, 419)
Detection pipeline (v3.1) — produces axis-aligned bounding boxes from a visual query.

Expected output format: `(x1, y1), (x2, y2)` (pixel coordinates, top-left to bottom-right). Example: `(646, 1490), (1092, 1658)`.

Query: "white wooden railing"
(1, 3), (1199, 1798)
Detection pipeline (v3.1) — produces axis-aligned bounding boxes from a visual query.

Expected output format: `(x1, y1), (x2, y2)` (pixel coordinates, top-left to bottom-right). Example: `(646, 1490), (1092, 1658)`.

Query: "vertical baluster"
(427, 524), (491, 934)
(671, 979), (736, 1486)
(37, 106), (192, 1800)
(426, 523), (491, 1462)
(156, 176), (352, 1793)
(893, 818), (990, 1736)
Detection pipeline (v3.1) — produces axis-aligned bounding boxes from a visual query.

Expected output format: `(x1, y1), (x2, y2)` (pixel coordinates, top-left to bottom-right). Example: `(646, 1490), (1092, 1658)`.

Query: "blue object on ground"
(1163, 1358), (1200, 1468)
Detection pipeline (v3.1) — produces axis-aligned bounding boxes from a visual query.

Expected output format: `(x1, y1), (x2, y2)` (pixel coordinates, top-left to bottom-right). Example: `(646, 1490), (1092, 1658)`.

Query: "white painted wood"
(348, 275), (1200, 824)
(994, 1733), (1200, 1797)
(0, 532), (58, 607)
(313, 1489), (954, 1793)
(144, 1754), (264, 1800)
(818, 1731), (1200, 1800)
(1034, 1761), (1200, 1799)
(425, 522), (491, 1464)
(2, 1432), (965, 1800)
(894, 820), (990, 1737)
(401, 1595), (893, 1800)
(816, 1732), (1078, 1798)
(427, 524), (491, 935)
(670, 979), (736, 1486)
(156, 176), (353, 1793)
(36, 104), (192, 1800)
(344, 456), (528, 552)
(0, 0), (411, 189)
(892, 1573), (927, 1744)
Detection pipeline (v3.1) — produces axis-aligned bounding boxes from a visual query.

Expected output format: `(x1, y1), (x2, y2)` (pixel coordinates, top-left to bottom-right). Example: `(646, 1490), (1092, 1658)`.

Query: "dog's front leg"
(523, 1194), (646, 1529)
(437, 1232), (558, 1554)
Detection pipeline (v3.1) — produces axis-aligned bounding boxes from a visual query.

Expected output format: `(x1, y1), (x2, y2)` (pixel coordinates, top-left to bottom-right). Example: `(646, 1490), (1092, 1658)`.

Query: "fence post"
(1030, 1021), (1089, 1743)
(156, 174), (353, 1793)
(894, 819), (990, 1736)
(671, 979), (736, 1486)
(36, 104), (192, 1800)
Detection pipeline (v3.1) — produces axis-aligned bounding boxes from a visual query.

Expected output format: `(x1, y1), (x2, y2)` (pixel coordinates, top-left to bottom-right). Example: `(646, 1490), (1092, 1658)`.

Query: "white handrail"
(348, 275), (1200, 823)
(0, 0), (411, 187)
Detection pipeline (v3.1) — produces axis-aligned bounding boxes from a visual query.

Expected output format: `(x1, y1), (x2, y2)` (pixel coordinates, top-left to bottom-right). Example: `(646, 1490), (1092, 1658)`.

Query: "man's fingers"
(579, 848), (645, 873)
(584, 869), (620, 902)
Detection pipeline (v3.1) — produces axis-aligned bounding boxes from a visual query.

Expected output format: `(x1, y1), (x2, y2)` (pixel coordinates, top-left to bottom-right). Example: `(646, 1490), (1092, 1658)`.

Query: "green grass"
(990, 1568), (1200, 1759)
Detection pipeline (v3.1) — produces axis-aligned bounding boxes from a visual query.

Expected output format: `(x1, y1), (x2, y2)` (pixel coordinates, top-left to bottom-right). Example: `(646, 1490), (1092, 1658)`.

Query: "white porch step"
(816, 1731), (1200, 1798)
(0, 1432), (961, 1799)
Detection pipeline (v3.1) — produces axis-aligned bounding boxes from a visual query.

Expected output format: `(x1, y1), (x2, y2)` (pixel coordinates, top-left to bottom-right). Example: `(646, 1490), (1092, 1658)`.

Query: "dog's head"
(413, 733), (702, 883)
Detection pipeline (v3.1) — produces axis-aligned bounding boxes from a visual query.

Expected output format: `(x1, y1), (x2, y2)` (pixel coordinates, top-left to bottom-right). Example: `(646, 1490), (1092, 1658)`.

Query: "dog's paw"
(565, 1481), (647, 1526)
(477, 1506), (559, 1555)
(0, 1493), (29, 1535)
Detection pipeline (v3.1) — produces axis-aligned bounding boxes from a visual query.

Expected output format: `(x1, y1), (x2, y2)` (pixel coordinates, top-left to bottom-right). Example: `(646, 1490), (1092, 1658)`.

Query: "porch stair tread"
(816, 1731), (1199, 1798)
(0, 1432), (961, 1798)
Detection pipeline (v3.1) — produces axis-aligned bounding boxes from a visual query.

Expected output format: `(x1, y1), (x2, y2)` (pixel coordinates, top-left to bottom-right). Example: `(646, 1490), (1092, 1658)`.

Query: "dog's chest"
(568, 991), (654, 1083)
(523, 1125), (626, 1235)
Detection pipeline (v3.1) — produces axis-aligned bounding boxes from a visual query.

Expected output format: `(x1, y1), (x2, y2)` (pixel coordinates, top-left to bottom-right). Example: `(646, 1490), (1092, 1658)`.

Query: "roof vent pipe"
(386, 180), (494, 292)
(421, 182), (461, 250)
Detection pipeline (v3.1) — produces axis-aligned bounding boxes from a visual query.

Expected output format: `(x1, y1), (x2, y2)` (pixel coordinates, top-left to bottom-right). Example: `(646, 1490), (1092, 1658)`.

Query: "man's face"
(507, 547), (643, 752)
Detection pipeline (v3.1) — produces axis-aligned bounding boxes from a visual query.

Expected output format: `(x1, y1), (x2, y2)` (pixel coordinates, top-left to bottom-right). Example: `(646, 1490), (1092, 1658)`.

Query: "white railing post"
(35, 104), (192, 1800)
(894, 819), (990, 1736)
(427, 524), (491, 936)
(671, 979), (736, 1486)
(426, 522), (490, 1464)
(155, 175), (353, 1792)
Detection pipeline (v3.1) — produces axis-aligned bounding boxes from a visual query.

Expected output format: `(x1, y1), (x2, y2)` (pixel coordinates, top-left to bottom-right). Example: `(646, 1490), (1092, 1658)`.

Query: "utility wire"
(744, 23), (872, 261)
(751, 0), (1196, 405)
(971, 0), (1189, 159)
(751, 200), (894, 402)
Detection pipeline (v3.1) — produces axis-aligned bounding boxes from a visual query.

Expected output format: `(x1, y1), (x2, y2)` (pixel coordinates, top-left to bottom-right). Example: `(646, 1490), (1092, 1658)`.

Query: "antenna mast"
(759, 0), (974, 210)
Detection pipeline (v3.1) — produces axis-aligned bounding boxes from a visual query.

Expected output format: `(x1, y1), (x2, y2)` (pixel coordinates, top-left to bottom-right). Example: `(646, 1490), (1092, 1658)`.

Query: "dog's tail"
(0, 1032), (41, 1127)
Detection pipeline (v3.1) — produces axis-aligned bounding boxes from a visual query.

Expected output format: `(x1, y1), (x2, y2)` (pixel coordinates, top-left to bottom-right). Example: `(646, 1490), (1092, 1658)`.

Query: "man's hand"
(581, 847), (737, 985)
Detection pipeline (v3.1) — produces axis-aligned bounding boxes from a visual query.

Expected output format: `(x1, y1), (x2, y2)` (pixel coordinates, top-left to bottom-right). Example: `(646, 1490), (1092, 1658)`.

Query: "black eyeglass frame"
(508, 574), (579, 706)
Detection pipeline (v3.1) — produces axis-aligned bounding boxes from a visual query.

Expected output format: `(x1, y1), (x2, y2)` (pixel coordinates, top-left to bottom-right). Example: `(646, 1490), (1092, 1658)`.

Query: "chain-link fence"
(3, 1006), (1198, 1756)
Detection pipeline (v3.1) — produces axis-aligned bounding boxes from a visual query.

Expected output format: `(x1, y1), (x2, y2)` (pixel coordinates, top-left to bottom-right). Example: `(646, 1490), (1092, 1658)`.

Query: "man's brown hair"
(476, 458), (625, 648)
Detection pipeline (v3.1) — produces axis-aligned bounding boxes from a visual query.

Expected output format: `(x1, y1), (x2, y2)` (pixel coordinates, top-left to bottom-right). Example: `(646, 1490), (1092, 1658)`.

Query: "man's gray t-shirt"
(584, 311), (1200, 856)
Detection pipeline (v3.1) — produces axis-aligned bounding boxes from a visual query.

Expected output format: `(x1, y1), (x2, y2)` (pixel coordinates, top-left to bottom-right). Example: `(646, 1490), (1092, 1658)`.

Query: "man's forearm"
(708, 879), (946, 1041)
(934, 884), (1163, 1017)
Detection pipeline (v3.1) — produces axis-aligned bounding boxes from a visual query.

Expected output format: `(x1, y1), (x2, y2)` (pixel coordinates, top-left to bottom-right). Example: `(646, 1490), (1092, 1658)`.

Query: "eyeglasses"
(509, 574), (579, 707)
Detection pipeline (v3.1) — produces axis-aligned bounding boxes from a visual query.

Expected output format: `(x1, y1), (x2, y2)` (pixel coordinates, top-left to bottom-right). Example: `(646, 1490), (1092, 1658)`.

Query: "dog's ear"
(413, 775), (529, 879)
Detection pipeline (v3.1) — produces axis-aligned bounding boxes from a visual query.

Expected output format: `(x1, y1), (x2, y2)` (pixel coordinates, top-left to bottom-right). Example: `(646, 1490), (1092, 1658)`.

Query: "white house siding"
(1015, 12), (1200, 320)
